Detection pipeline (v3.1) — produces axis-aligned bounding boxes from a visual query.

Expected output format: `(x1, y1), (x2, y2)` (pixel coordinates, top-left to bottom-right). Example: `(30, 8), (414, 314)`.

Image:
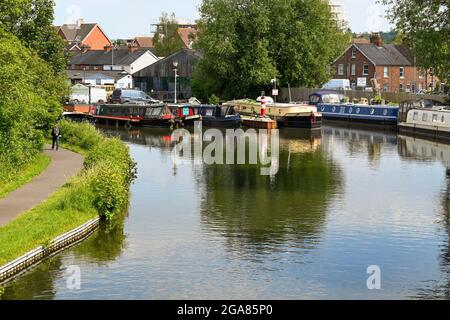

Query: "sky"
(54, 0), (393, 39)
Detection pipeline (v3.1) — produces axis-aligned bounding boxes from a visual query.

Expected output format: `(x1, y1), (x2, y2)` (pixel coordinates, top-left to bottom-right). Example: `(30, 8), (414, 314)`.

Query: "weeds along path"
(0, 145), (83, 226)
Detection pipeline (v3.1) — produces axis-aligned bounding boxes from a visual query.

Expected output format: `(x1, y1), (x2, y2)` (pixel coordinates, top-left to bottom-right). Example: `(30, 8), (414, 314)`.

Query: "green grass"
(0, 154), (51, 200)
(0, 173), (97, 265)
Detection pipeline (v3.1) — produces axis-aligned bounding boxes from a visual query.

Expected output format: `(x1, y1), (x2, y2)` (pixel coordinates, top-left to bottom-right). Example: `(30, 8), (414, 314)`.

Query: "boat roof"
(310, 90), (345, 96)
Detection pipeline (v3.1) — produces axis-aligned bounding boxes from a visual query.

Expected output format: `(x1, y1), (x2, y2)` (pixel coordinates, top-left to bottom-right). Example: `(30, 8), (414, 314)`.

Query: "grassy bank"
(0, 121), (135, 266)
(0, 154), (51, 200)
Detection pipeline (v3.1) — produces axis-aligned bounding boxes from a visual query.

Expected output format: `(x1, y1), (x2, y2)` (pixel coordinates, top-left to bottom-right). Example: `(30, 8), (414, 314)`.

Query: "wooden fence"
(279, 88), (447, 104)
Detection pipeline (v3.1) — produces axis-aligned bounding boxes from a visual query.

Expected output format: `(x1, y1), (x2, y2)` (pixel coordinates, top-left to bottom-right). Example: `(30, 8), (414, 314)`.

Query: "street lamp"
(271, 78), (278, 105)
(173, 61), (179, 104)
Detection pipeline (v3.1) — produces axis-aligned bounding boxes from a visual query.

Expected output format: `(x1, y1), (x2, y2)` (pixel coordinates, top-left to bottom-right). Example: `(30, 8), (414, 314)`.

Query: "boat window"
(370, 108), (375, 115)
(332, 106), (336, 112)
(413, 112), (418, 120)
(441, 116), (445, 123)
(309, 95), (321, 105)
(432, 114), (438, 122)
(422, 113), (428, 122)
(383, 109), (388, 116)
(145, 108), (153, 117)
(321, 106), (325, 112)
(356, 108), (360, 114)
(153, 107), (162, 115)
(340, 107), (346, 113)
(349, 107), (353, 113)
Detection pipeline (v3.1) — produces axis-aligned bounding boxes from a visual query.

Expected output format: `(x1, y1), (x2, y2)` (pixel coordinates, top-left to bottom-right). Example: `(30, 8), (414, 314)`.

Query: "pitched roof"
(177, 27), (197, 48)
(59, 23), (99, 43)
(354, 43), (413, 66)
(69, 49), (151, 66)
(134, 37), (153, 48)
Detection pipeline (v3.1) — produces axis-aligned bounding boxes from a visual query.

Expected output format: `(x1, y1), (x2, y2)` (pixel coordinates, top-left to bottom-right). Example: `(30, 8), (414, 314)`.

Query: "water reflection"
(198, 129), (343, 255)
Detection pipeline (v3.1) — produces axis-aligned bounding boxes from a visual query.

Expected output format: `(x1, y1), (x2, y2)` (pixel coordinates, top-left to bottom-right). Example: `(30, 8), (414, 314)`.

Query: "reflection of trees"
(2, 257), (62, 300)
(198, 131), (343, 252)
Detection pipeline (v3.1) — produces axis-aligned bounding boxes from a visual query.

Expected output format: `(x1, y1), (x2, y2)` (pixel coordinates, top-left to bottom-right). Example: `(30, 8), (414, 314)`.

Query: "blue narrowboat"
(309, 91), (399, 125)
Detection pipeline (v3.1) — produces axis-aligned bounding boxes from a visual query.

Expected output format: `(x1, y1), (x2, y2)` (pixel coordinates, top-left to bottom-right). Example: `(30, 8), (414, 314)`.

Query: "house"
(68, 46), (159, 74)
(67, 70), (133, 89)
(131, 37), (154, 48)
(151, 18), (198, 49)
(56, 19), (112, 51)
(332, 33), (431, 93)
(133, 48), (203, 102)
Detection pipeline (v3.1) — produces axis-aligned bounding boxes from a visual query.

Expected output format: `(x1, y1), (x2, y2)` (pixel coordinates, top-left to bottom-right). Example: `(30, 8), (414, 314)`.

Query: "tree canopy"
(192, 0), (350, 100)
(0, 0), (67, 74)
(0, 27), (67, 181)
(382, 0), (449, 83)
(152, 12), (186, 57)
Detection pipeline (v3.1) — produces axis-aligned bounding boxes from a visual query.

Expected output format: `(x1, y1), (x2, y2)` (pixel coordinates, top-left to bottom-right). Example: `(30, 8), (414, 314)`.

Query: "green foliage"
(0, 27), (67, 183)
(58, 120), (136, 220)
(0, 0), (68, 74)
(153, 12), (185, 57)
(382, 0), (449, 83)
(192, 0), (350, 100)
(208, 94), (221, 104)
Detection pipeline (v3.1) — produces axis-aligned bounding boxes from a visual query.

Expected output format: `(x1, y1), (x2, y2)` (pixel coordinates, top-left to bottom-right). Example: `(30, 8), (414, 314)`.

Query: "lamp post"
(173, 61), (179, 104)
(271, 78), (278, 105)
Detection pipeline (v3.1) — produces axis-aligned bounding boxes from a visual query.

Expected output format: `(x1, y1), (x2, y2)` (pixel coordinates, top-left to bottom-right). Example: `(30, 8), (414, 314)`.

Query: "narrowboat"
(168, 104), (202, 126)
(92, 104), (176, 127)
(198, 105), (242, 127)
(310, 91), (399, 125)
(226, 100), (322, 129)
(398, 99), (450, 140)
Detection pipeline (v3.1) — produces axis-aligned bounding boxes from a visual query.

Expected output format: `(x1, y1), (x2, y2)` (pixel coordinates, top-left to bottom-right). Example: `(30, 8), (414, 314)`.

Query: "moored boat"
(226, 99), (322, 129)
(398, 99), (450, 140)
(198, 105), (241, 127)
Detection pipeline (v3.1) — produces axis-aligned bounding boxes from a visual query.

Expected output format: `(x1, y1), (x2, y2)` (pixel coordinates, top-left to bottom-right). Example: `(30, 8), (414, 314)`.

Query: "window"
(351, 64), (356, 76)
(406, 83), (411, 93)
(412, 83), (416, 93)
(384, 84), (389, 92)
(441, 116), (445, 123)
(400, 67), (405, 78)
(422, 113), (428, 122)
(384, 67), (389, 77)
(363, 64), (369, 75)
(399, 83), (404, 92)
(340, 107), (346, 113)
(413, 112), (418, 120)
(432, 114), (438, 123)
(419, 69), (425, 79)
(351, 49), (356, 59)
(338, 64), (344, 76)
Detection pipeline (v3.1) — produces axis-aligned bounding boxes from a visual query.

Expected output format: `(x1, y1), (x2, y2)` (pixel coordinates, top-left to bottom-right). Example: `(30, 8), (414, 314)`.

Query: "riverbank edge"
(0, 120), (136, 283)
(0, 217), (100, 285)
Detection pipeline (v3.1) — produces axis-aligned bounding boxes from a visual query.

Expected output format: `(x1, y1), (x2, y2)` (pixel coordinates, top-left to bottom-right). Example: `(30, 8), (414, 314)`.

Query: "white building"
(328, 0), (348, 31)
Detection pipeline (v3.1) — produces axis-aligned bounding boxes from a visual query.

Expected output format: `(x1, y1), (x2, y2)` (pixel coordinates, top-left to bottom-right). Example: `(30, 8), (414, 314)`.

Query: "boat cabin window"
(432, 114), (438, 122)
(322, 94), (342, 104)
(413, 112), (418, 121)
(356, 108), (360, 114)
(422, 113), (428, 122)
(340, 107), (346, 113)
(309, 95), (321, 105)
(441, 116), (445, 123)
(370, 108), (375, 115)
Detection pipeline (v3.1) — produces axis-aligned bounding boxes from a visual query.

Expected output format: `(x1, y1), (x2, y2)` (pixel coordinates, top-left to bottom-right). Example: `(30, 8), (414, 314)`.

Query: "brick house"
(56, 19), (112, 51)
(332, 34), (432, 93)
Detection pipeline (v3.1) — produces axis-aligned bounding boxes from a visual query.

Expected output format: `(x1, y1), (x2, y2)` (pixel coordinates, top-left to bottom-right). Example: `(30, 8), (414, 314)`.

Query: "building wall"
(83, 26), (111, 50)
(129, 52), (159, 74)
(332, 45), (428, 93)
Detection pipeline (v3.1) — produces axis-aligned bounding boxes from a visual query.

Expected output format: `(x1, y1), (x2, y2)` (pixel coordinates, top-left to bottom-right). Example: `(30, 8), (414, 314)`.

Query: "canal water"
(2, 124), (450, 299)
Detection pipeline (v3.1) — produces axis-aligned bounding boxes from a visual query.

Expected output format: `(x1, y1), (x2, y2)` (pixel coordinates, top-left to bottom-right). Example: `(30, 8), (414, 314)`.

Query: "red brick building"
(332, 34), (433, 93)
(56, 19), (112, 51)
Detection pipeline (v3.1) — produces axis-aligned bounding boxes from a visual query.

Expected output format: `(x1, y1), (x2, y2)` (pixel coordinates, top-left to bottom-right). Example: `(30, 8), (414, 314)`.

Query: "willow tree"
(382, 0), (449, 83)
(192, 0), (350, 100)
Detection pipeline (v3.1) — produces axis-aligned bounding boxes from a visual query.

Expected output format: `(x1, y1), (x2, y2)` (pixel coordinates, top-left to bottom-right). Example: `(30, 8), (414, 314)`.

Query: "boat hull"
(318, 104), (398, 125)
(399, 123), (450, 141)
(276, 115), (322, 129)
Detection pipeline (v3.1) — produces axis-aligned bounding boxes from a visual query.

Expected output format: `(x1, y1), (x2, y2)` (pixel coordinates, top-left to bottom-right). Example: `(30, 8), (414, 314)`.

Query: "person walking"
(51, 124), (60, 151)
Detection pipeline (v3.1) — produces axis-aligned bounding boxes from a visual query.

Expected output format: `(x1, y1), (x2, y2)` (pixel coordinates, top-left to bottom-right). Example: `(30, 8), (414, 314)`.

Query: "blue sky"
(54, 0), (393, 39)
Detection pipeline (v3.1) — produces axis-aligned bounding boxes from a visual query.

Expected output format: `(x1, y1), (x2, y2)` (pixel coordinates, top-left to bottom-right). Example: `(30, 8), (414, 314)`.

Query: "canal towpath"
(0, 145), (83, 227)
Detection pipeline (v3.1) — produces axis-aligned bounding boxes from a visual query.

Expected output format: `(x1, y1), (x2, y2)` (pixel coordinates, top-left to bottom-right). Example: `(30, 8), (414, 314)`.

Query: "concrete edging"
(0, 217), (100, 285)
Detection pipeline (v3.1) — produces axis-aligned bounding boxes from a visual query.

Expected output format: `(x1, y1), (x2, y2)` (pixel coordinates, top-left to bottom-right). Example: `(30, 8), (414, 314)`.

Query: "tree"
(0, 27), (68, 181)
(0, 0), (67, 74)
(153, 12), (185, 57)
(192, 0), (350, 100)
(382, 0), (450, 83)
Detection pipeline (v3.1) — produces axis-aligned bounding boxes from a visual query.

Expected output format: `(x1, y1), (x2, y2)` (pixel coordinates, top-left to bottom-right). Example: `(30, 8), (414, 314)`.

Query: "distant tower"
(328, 0), (348, 31)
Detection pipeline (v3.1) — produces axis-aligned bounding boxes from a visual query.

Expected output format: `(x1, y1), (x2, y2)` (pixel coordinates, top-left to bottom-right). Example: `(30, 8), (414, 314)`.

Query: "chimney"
(370, 32), (383, 47)
(76, 18), (84, 29)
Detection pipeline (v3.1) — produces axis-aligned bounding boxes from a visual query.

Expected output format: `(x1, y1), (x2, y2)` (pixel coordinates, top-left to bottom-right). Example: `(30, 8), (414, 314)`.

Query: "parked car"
(112, 89), (160, 104)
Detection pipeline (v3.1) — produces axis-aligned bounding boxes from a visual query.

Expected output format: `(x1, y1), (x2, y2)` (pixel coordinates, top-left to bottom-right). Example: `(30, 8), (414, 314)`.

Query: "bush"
(58, 120), (136, 220)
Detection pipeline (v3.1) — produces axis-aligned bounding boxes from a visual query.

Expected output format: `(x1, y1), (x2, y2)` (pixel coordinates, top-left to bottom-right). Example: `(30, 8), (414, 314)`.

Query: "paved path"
(0, 145), (84, 227)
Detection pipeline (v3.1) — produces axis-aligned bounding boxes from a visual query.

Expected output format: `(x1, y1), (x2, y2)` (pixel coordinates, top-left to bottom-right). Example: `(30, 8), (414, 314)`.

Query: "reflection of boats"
(226, 100), (322, 129)
(310, 91), (398, 125)
(398, 134), (450, 167)
(398, 99), (450, 140)
(93, 104), (175, 127)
